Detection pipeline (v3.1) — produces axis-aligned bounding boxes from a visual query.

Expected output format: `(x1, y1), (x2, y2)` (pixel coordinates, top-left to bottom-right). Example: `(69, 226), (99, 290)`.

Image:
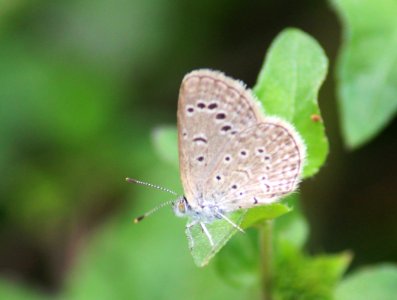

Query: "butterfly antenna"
(133, 199), (175, 223)
(125, 177), (177, 195)
(126, 177), (179, 223)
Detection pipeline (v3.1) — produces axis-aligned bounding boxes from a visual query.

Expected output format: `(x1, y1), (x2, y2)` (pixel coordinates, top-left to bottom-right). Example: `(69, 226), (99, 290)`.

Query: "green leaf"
(272, 194), (351, 299)
(189, 211), (246, 267)
(152, 126), (179, 167)
(274, 246), (351, 300)
(254, 28), (329, 178)
(335, 264), (397, 300)
(331, 0), (397, 148)
(184, 197), (291, 267)
(241, 203), (291, 229)
(197, 202), (289, 268)
(274, 195), (308, 249)
(214, 229), (260, 288)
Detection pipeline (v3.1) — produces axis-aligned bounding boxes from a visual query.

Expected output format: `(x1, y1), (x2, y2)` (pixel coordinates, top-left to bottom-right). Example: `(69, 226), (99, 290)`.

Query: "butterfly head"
(173, 196), (191, 218)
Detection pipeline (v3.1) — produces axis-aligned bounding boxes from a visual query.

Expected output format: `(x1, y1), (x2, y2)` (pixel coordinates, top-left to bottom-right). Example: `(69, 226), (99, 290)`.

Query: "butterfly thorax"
(173, 196), (223, 223)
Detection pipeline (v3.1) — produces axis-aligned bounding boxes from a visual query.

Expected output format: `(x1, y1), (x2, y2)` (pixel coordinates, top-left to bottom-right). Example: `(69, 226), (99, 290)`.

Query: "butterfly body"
(173, 196), (224, 223)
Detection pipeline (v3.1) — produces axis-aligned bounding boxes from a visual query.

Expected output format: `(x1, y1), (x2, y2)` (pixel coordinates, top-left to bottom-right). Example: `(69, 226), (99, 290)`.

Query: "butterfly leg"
(199, 222), (214, 247)
(216, 212), (245, 233)
(185, 222), (195, 250)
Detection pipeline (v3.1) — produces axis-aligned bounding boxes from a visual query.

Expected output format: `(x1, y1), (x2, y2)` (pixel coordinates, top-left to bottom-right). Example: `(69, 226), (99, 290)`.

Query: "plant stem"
(259, 220), (273, 300)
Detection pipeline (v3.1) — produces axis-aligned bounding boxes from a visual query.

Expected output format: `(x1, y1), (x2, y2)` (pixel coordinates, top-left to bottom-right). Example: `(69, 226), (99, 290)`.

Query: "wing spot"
(216, 113), (226, 119)
(197, 156), (204, 162)
(232, 184), (237, 189)
(224, 155), (231, 162)
(197, 102), (206, 109)
(187, 107), (194, 113)
(208, 103), (218, 109)
(193, 137), (207, 144)
(253, 197), (258, 204)
(221, 125), (231, 132)
(263, 184), (270, 192)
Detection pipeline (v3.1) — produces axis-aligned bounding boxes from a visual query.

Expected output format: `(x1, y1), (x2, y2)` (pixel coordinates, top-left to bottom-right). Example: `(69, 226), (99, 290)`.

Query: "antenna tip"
(134, 215), (145, 223)
(125, 177), (134, 183)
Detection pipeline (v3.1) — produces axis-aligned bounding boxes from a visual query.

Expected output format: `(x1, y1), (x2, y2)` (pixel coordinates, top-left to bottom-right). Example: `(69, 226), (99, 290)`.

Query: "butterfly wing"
(177, 69), (263, 205)
(204, 117), (306, 211)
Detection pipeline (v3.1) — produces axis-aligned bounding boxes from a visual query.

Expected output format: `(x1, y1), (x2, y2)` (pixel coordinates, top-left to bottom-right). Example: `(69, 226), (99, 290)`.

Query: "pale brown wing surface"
(177, 69), (263, 204)
(203, 117), (306, 210)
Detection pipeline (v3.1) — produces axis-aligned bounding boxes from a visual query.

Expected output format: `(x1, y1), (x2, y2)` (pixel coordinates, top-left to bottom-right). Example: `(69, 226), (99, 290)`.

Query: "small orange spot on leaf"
(311, 114), (322, 122)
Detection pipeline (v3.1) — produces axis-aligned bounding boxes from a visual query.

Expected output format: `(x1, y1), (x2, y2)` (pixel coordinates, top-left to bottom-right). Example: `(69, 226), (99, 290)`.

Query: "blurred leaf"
(43, 0), (176, 73)
(7, 166), (69, 233)
(254, 28), (329, 178)
(152, 126), (179, 168)
(274, 245), (351, 300)
(274, 195), (308, 249)
(335, 264), (397, 300)
(0, 39), (117, 147)
(331, 0), (397, 148)
(0, 280), (46, 300)
(273, 193), (351, 299)
(214, 229), (260, 288)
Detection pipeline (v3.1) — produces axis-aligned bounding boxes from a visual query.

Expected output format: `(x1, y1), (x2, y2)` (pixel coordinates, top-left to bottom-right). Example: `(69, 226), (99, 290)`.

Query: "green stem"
(259, 220), (273, 300)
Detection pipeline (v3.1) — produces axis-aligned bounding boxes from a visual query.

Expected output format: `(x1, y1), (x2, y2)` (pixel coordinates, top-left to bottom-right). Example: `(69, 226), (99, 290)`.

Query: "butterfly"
(130, 69), (305, 254)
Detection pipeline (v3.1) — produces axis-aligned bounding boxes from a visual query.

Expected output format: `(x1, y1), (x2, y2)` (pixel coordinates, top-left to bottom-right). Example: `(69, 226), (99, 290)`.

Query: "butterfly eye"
(178, 201), (186, 213)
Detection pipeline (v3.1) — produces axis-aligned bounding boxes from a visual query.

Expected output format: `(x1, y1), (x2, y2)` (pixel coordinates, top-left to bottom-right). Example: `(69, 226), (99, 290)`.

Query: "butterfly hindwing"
(204, 117), (305, 211)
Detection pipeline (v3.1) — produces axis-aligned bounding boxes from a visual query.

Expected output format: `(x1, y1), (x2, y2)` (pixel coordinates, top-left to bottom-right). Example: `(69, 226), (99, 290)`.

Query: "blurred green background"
(1, 0), (396, 299)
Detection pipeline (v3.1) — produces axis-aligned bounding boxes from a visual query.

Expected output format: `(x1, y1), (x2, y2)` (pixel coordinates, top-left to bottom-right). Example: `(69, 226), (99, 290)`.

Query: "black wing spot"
(197, 102), (206, 109)
(216, 113), (226, 119)
(193, 137), (207, 143)
(208, 103), (218, 109)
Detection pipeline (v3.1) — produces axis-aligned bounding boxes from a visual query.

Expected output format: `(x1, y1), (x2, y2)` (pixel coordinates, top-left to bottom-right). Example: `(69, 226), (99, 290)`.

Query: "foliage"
(331, 0), (397, 148)
(335, 264), (397, 300)
(254, 28), (329, 178)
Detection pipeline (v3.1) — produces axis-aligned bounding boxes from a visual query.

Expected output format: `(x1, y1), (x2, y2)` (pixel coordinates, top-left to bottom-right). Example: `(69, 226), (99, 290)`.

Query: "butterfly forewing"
(177, 70), (263, 205)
